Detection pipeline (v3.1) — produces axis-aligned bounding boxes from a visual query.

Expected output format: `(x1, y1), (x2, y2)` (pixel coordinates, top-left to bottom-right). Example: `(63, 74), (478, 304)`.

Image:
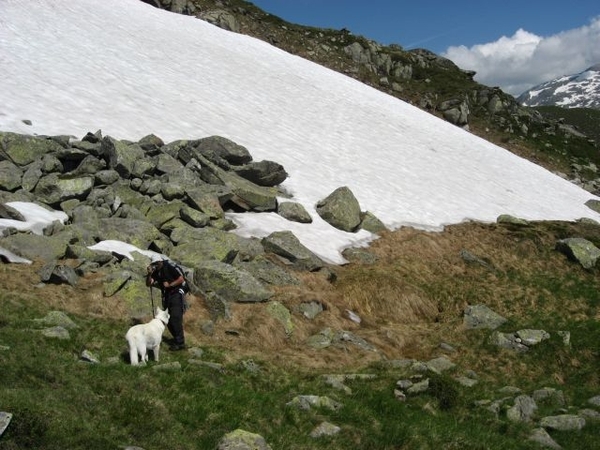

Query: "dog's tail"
(126, 336), (139, 366)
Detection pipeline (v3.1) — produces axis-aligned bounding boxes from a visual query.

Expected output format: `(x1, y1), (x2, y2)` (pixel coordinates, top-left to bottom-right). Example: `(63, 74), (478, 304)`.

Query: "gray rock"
(34, 311), (78, 329)
(277, 201), (312, 223)
(80, 349), (100, 364)
(234, 256), (300, 286)
(194, 260), (272, 303)
(0, 412), (12, 438)
(533, 388), (566, 406)
(0, 160), (23, 191)
(579, 409), (600, 421)
(196, 154), (278, 212)
(359, 210), (387, 233)
(34, 173), (95, 205)
(497, 214), (529, 225)
(588, 395), (600, 407)
(540, 414), (585, 431)
(489, 331), (529, 351)
(516, 329), (551, 346)
(102, 136), (145, 178)
(233, 160), (288, 187)
(528, 428), (562, 449)
(298, 301), (324, 320)
(425, 356), (456, 374)
(0, 233), (68, 263)
(310, 421), (341, 438)
(286, 395), (343, 411)
(261, 230), (325, 271)
(407, 379), (430, 394)
(316, 186), (362, 232)
(216, 429), (272, 450)
(40, 326), (71, 339)
(0, 131), (64, 166)
(463, 304), (507, 330)
(266, 301), (294, 336)
(200, 9), (240, 33)
(507, 395), (537, 423)
(555, 237), (600, 269)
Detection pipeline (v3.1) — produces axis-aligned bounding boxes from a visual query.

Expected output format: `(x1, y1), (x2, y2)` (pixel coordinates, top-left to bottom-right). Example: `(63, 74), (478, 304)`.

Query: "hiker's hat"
(150, 254), (163, 264)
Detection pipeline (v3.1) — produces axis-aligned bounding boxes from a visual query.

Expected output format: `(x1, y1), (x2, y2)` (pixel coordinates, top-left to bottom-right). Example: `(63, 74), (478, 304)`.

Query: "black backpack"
(165, 260), (191, 295)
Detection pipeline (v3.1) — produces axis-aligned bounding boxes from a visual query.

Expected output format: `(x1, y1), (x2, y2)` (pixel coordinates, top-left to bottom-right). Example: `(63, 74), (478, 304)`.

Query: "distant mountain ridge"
(517, 64), (600, 109)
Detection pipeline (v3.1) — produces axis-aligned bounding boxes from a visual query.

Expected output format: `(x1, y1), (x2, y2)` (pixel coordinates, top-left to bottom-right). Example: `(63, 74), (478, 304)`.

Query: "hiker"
(146, 254), (186, 351)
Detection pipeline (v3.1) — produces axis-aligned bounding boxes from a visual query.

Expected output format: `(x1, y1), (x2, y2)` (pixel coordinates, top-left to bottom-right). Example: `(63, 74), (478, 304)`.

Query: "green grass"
(1, 292), (598, 450)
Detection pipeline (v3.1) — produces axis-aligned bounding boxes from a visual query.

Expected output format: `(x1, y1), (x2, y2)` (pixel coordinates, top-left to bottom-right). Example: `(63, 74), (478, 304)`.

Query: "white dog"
(125, 307), (170, 366)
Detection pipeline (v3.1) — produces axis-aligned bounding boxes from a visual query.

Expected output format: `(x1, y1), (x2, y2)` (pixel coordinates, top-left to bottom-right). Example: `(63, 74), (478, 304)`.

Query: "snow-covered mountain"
(517, 64), (600, 109)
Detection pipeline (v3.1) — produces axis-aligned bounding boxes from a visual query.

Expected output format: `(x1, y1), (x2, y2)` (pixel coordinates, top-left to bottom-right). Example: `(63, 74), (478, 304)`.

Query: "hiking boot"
(169, 344), (186, 351)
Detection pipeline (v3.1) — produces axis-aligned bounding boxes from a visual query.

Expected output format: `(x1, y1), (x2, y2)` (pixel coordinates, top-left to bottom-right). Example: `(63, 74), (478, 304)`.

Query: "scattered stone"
(310, 421), (341, 438)
(516, 329), (550, 346)
(152, 362), (182, 371)
(80, 349), (100, 364)
(588, 395), (600, 407)
(528, 427), (562, 449)
(540, 414), (585, 431)
(217, 429), (272, 450)
(507, 395), (537, 423)
(407, 379), (430, 395)
(188, 360), (224, 372)
(0, 412), (12, 438)
(297, 301), (324, 319)
(455, 376), (478, 387)
(579, 409), (600, 421)
(286, 395), (343, 411)
(439, 342), (456, 352)
(463, 304), (507, 330)
(40, 326), (70, 339)
(34, 311), (79, 329)
(345, 309), (361, 323)
(555, 237), (600, 269)
(425, 356), (456, 374)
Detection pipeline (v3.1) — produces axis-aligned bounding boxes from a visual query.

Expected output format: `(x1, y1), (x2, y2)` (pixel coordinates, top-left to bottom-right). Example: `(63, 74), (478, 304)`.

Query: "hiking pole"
(150, 286), (155, 318)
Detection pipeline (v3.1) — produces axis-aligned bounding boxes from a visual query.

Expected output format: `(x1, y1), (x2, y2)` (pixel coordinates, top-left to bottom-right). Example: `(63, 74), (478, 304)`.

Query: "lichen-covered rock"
(261, 230), (324, 271)
(194, 260), (272, 303)
(216, 428), (272, 450)
(277, 201), (312, 223)
(556, 237), (600, 269)
(463, 304), (507, 330)
(316, 186), (361, 232)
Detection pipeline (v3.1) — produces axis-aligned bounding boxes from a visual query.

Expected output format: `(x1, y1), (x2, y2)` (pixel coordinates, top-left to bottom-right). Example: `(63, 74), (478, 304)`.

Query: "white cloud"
(443, 17), (600, 96)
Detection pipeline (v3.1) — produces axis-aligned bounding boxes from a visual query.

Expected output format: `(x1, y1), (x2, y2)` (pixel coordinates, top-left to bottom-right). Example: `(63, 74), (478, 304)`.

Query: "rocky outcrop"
(0, 130), (334, 316)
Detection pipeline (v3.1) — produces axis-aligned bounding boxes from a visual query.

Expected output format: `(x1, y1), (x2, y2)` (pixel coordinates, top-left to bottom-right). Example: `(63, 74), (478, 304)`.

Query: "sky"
(1, 0), (599, 266)
(250, 0), (600, 96)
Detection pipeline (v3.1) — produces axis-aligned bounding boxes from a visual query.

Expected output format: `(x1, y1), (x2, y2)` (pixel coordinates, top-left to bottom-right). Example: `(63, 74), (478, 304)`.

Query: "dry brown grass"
(2, 219), (599, 375)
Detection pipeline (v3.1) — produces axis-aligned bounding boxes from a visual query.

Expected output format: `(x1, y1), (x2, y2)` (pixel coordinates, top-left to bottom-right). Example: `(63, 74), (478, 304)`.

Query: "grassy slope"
(1, 220), (599, 449)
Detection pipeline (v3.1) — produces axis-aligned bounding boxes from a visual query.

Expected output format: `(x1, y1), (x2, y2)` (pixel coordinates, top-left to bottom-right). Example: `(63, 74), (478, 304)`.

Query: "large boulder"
(316, 186), (361, 232)
(168, 225), (263, 265)
(233, 160), (288, 186)
(555, 237), (600, 269)
(277, 201), (312, 224)
(0, 132), (64, 166)
(194, 260), (272, 303)
(261, 230), (325, 271)
(195, 154), (278, 212)
(0, 233), (68, 262)
(181, 135), (252, 166)
(101, 136), (145, 178)
(34, 174), (95, 206)
(0, 160), (23, 191)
